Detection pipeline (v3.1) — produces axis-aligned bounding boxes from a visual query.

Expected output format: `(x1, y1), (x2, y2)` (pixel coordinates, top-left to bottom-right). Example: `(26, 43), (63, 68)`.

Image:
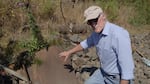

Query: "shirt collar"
(101, 21), (110, 36)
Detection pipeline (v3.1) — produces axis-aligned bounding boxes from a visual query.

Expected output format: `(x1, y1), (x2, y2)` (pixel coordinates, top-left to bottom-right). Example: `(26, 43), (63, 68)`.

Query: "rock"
(71, 55), (87, 71)
(81, 72), (90, 81)
(58, 24), (69, 34)
(86, 48), (97, 60)
(72, 24), (88, 34)
(69, 34), (82, 43)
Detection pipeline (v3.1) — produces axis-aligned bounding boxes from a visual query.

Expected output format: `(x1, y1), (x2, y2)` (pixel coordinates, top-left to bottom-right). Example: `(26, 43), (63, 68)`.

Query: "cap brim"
(83, 13), (100, 23)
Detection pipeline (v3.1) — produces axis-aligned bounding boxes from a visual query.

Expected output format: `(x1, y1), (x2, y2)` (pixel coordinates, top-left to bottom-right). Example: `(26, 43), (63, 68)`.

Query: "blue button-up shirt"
(80, 21), (134, 80)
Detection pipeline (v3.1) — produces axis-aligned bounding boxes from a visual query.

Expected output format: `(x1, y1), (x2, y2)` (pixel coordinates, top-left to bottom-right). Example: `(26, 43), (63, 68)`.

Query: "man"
(59, 6), (134, 84)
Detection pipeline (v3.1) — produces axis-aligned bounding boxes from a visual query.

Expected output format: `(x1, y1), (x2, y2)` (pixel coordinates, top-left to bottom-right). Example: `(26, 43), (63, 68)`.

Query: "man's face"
(87, 14), (106, 33)
(87, 18), (98, 30)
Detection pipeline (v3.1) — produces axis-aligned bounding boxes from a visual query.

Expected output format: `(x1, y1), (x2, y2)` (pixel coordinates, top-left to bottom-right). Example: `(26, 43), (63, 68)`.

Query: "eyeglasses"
(87, 18), (98, 25)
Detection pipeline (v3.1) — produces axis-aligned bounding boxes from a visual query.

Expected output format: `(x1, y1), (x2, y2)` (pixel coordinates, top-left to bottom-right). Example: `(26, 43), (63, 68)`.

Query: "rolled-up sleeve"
(80, 39), (88, 49)
(114, 30), (134, 80)
(80, 32), (95, 49)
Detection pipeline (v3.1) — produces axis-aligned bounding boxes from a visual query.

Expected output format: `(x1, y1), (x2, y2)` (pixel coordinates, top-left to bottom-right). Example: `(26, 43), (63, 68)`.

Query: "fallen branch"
(135, 49), (144, 58)
(0, 64), (28, 82)
(134, 48), (150, 67)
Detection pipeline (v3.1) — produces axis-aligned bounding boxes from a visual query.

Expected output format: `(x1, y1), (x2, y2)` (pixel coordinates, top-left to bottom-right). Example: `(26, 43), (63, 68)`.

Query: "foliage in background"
(0, 0), (150, 69)
(17, 0), (62, 68)
(17, 1), (49, 67)
(37, 0), (56, 20)
(129, 0), (150, 26)
(96, 0), (150, 26)
(0, 0), (21, 67)
(96, 0), (119, 21)
(26, 10), (48, 53)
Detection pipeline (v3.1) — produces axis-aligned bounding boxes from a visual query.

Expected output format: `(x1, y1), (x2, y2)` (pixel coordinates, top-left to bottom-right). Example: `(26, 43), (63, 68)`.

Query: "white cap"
(84, 6), (103, 22)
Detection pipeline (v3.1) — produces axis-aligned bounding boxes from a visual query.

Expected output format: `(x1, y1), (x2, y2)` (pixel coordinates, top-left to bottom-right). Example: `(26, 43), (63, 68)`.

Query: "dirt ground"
(28, 46), (81, 84)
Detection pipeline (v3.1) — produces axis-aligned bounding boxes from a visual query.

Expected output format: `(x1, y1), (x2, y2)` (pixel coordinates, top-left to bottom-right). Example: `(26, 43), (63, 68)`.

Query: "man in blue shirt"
(59, 6), (134, 84)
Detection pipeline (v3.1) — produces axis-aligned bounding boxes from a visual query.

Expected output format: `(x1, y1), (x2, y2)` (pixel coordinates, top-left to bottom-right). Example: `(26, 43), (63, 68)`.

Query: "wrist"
(67, 50), (73, 56)
(120, 79), (129, 84)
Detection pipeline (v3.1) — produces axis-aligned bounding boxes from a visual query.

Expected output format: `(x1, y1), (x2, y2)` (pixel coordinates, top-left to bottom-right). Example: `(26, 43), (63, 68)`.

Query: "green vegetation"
(96, 0), (150, 26)
(20, 4), (48, 55)
(130, 0), (150, 25)
(0, 0), (59, 70)
(37, 0), (56, 20)
(96, 0), (119, 21)
(0, 0), (149, 69)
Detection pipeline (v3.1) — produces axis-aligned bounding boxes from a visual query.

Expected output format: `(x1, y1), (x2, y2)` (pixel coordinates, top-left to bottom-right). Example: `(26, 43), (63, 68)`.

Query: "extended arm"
(59, 44), (83, 62)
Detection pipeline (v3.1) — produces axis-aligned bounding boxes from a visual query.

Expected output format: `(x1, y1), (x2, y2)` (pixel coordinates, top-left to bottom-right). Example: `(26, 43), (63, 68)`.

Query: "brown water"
(28, 46), (81, 84)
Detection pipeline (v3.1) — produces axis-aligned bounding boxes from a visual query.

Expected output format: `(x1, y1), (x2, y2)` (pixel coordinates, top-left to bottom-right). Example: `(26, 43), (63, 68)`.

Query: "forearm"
(120, 80), (129, 84)
(67, 44), (84, 55)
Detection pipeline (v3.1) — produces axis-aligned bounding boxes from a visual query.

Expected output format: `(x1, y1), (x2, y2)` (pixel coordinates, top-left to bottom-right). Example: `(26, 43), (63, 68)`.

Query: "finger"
(59, 56), (62, 58)
(59, 52), (64, 57)
(64, 56), (68, 62)
(59, 54), (62, 57)
(59, 56), (65, 61)
(59, 53), (65, 60)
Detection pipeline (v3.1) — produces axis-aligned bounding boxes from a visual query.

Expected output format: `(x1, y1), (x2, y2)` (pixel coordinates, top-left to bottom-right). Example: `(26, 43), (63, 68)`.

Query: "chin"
(94, 31), (100, 33)
(94, 30), (101, 33)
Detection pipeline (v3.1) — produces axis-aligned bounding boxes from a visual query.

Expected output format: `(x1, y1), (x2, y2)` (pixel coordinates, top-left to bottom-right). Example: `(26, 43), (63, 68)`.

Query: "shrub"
(130, 0), (150, 25)
(96, 0), (119, 21)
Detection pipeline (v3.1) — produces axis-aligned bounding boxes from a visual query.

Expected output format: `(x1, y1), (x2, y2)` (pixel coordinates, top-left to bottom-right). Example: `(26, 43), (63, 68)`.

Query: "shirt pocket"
(101, 46), (115, 62)
(102, 49), (111, 60)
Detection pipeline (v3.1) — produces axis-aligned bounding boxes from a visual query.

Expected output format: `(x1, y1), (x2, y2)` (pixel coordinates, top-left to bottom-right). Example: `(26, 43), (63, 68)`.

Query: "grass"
(95, 0), (150, 34)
